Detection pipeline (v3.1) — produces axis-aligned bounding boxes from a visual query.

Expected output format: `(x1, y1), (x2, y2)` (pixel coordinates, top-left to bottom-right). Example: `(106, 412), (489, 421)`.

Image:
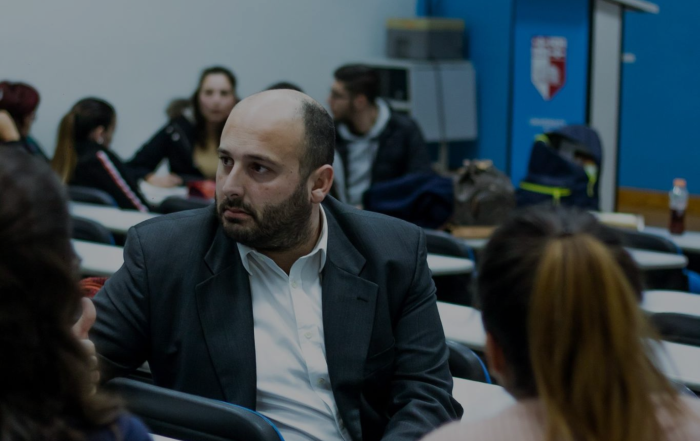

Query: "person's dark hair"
(0, 148), (121, 440)
(477, 206), (681, 441)
(51, 98), (115, 183)
(166, 97), (191, 120)
(299, 99), (335, 178)
(266, 82), (303, 93)
(191, 66), (237, 149)
(333, 64), (380, 104)
(0, 81), (40, 132)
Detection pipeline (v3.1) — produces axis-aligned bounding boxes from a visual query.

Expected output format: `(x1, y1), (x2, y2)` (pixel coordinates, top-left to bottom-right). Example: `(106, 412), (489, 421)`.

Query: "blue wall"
(508, 0), (590, 186)
(417, 0), (515, 172)
(619, 0), (700, 194)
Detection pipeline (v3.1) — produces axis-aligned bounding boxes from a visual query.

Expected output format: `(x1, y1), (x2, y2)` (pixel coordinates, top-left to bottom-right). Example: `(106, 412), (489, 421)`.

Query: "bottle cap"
(674, 178), (687, 188)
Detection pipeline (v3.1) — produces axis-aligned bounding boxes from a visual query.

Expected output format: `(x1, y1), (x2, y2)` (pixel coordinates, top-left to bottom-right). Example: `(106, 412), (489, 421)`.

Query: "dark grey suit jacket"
(91, 196), (463, 440)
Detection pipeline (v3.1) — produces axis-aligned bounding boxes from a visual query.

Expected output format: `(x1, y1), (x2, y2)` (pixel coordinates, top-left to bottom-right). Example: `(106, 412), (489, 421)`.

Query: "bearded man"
(90, 90), (462, 441)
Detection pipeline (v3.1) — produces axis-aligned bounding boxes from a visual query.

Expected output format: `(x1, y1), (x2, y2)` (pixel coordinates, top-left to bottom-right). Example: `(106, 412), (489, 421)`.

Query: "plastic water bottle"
(669, 178), (688, 235)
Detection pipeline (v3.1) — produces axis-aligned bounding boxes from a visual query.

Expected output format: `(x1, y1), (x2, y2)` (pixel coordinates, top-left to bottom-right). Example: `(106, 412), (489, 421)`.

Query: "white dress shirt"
(236, 206), (350, 441)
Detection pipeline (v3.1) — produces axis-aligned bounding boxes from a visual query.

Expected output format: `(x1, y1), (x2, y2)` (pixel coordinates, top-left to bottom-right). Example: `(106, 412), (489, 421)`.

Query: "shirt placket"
(288, 256), (350, 440)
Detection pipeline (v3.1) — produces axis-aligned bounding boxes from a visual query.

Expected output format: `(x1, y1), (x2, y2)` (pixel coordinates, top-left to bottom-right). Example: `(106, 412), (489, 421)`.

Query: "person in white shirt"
(87, 89), (463, 441)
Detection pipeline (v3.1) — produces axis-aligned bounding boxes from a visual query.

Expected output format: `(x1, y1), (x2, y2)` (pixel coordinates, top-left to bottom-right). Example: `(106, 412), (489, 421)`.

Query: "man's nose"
(221, 163), (245, 198)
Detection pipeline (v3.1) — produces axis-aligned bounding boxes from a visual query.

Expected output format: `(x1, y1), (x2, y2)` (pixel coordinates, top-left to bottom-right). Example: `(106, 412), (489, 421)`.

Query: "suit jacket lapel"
(322, 208), (378, 441)
(195, 226), (257, 408)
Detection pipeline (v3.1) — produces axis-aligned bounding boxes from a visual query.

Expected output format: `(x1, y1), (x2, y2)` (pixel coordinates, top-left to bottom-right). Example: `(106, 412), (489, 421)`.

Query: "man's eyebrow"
(215, 149), (279, 165)
(245, 154), (279, 165)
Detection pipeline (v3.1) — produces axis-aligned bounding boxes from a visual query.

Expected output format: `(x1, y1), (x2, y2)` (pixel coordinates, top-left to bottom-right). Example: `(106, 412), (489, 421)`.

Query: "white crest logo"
(531, 36), (567, 101)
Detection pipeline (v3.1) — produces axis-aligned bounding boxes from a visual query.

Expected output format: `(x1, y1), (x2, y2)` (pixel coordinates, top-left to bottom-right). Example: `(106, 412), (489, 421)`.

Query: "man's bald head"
(223, 90), (335, 177)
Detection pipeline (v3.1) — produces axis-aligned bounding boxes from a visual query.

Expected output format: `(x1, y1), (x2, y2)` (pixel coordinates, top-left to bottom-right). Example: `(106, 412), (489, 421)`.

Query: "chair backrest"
(446, 340), (491, 384)
(615, 228), (680, 254)
(649, 312), (700, 347)
(674, 381), (698, 398)
(424, 229), (474, 259)
(68, 185), (118, 207)
(612, 228), (689, 290)
(424, 229), (475, 306)
(71, 216), (115, 245)
(104, 378), (283, 441)
(158, 196), (212, 214)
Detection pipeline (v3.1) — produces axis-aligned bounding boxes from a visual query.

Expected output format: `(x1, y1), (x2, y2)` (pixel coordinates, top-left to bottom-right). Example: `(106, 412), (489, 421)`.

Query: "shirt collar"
(236, 205), (328, 275)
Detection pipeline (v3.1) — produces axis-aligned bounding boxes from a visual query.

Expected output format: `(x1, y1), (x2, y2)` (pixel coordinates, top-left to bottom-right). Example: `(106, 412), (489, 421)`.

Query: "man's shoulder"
(385, 111), (419, 133)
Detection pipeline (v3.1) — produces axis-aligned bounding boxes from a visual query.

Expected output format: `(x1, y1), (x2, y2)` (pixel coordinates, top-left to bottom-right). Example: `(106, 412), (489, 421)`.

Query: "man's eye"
(251, 163), (269, 174)
(220, 157), (232, 166)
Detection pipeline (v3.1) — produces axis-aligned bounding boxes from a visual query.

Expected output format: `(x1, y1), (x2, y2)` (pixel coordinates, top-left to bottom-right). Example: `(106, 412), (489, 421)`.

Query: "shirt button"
(317, 378), (326, 386)
(304, 331), (313, 339)
(291, 280), (299, 289)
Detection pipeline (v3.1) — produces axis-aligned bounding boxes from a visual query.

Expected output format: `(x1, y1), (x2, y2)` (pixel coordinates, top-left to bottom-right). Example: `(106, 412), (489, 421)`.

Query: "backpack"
(363, 172), (454, 229)
(451, 160), (515, 226)
(516, 125), (602, 210)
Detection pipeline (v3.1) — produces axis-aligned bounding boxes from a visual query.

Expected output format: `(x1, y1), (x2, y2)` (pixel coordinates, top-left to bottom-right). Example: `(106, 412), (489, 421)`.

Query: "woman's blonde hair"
(478, 207), (682, 441)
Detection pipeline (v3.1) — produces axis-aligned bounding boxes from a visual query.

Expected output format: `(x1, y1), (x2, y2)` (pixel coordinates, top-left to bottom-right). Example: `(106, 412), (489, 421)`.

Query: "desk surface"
(645, 226), (700, 254)
(73, 240), (123, 277)
(438, 301), (700, 389)
(428, 254), (474, 276)
(140, 181), (189, 205)
(460, 238), (488, 251)
(74, 240), (473, 278)
(643, 290), (700, 317)
(628, 248), (688, 270)
(70, 202), (158, 235)
(452, 378), (514, 423)
(457, 236), (687, 270)
(438, 302), (486, 351)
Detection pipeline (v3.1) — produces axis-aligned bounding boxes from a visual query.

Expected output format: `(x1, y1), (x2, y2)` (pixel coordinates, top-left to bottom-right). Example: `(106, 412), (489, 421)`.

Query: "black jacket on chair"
(70, 141), (150, 211)
(335, 113), (433, 199)
(91, 196), (463, 441)
(128, 116), (204, 182)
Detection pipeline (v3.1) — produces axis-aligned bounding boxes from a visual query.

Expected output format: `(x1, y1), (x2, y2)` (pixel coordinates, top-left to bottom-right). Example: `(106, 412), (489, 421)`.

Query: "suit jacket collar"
(196, 222), (257, 408)
(322, 198), (379, 441)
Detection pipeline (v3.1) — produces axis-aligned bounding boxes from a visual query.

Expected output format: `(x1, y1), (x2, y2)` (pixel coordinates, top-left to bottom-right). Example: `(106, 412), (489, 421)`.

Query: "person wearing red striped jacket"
(52, 98), (150, 212)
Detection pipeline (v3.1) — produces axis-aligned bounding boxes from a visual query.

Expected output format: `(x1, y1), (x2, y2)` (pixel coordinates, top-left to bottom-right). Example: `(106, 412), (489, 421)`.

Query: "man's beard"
(333, 102), (355, 126)
(217, 181), (314, 252)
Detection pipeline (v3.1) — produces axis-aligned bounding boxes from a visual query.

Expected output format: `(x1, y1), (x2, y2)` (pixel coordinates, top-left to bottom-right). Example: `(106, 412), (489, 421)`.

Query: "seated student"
(328, 64), (433, 205)
(0, 81), (48, 158)
(0, 148), (150, 441)
(129, 66), (238, 187)
(424, 207), (700, 441)
(51, 98), (150, 212)
(86, 89), (463, 441)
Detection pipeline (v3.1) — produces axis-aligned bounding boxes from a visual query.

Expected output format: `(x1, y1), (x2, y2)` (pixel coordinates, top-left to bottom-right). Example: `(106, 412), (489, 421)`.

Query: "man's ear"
(309, 164), (334, 204)
(485, 332), (508, 385)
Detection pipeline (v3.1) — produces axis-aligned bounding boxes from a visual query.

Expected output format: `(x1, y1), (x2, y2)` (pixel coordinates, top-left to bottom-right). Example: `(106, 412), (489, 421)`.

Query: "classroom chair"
(649, 312), (700, 347)
(68, 185), (119, 207)
(446, 340), (491, 384)
(424, 229), (475, 306)
(613, 228), (692, 291)
(104, 378), (283, 441)
(71, 216), (115, 245)
(157, 196), (212, 214)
